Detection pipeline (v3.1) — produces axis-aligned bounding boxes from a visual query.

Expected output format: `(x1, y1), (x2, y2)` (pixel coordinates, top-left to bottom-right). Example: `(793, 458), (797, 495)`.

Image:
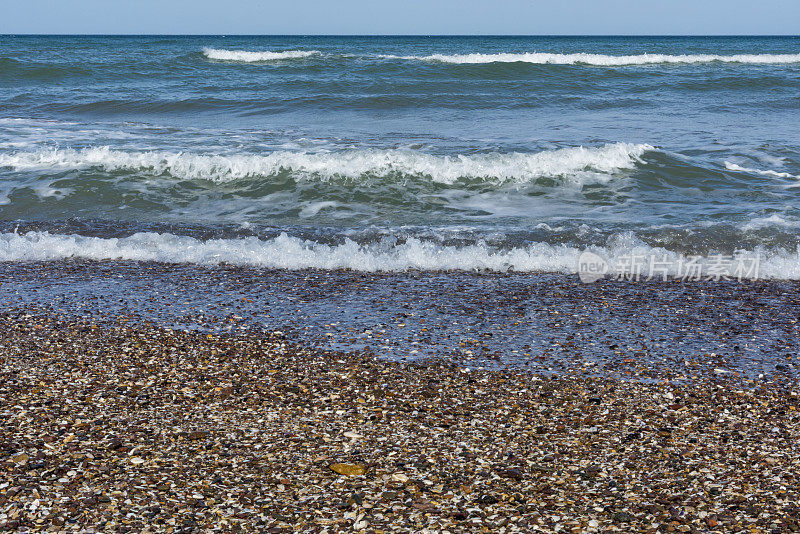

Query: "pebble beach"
(2, 271), (799, 533)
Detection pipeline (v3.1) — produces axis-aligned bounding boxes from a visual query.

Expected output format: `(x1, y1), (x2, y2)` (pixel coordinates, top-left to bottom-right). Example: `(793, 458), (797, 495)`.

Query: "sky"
(1, 0), (799, 35)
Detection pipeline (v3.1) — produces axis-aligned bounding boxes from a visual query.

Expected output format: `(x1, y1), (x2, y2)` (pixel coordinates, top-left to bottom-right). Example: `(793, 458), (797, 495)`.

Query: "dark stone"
(497, 468), (524, 481)
(613, 511), (634, 523)
(477, 494), (498, 505)
(623, 431), (641, 442)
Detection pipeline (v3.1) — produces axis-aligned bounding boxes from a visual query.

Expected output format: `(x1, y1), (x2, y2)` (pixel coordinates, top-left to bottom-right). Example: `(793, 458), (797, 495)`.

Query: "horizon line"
(2, 33), (800, 38)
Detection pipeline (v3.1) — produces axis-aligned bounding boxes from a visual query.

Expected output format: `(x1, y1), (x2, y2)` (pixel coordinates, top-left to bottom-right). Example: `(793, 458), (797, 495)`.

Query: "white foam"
(298, 201), (339, 218)
(725, 161), (799, 179)
(1, 231), (798, 279)
(740, 214), (800, 231)
(202, 48), (320, 62)
(0, 143), (652, 185)
(385, 52), (800, 66)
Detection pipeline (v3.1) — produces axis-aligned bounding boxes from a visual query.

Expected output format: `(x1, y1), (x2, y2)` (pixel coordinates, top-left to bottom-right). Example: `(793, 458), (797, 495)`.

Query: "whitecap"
(384, 52), (800, 66)
(202, 48), (320, 62)
(724, 161), (799, 179)
(0, 230), (797, 279)
(0, 143), (653, 185)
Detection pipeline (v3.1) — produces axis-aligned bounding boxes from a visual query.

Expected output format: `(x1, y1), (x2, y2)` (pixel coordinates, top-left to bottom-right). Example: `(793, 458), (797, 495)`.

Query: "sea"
(1, 35), (799, 278)
(1, 35), (799, 375)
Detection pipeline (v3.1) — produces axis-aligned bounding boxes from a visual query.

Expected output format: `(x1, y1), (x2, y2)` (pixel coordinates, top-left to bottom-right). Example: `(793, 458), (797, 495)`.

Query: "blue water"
(1, 36), (799, 275)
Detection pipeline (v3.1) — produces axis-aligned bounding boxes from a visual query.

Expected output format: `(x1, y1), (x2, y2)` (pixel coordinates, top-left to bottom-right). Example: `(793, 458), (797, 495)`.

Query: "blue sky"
(2, 0), (799, 35)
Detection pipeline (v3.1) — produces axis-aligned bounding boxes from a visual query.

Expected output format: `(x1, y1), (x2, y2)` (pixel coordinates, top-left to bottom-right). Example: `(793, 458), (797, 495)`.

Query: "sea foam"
(0, 143), (652, 184)
(202, 48), (320, 62)
(1, 231), (798, 279)
(725, 161), (799, 180)
(740, 214), (800, 231)
(385, 52), (800, 66)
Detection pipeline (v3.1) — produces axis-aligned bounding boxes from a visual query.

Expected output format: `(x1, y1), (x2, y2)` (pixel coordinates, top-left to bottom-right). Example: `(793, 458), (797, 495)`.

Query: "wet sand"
(1, 262), (799, 532)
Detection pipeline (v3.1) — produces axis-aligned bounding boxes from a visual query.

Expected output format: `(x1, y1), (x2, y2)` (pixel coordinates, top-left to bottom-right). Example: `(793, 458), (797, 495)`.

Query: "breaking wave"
(202, 48), (320, 62)
(0, 143), (652, 184)
(385, 52), (800, 66)
(725, 161), (799, 180)
(1, 231), (798, 279)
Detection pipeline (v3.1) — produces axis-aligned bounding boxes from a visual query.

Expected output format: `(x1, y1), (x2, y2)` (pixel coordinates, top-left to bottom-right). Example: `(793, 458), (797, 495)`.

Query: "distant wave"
(0, 143), (652, 185)
(384, 52), (800, 66)
(0, 57), (21, 69)
(1, 231), (797, 279)
(725, 161), (799, 179)
(202, 48), (320, 62)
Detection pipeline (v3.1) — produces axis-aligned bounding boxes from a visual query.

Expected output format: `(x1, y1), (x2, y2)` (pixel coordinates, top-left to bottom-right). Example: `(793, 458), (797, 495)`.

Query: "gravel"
(2, 312), (799, 532)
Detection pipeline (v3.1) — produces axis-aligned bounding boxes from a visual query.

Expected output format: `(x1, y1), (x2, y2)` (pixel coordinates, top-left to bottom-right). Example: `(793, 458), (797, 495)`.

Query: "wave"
(384, 52), (800, 66)
(725, 161), (799, 180)
(0, 143), (652, 185)
(0, 231), (797, 279)
(0, 57), (21, 69)
(203, 49), (800, 66)
(202, 48), (320, 62)
(740, 214), (800, 231)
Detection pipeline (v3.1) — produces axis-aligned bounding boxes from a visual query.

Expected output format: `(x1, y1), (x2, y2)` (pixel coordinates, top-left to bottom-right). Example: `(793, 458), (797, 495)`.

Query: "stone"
(330, 463), (366, 476)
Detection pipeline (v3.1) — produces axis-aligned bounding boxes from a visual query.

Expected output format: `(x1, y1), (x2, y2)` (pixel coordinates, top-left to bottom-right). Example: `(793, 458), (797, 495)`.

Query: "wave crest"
(202, 48), (320, 62)
(0, 143), (652, 184)
(1, 231), (798, 279)
(385, 52), (800, 66)
(725, 161), (799, 180)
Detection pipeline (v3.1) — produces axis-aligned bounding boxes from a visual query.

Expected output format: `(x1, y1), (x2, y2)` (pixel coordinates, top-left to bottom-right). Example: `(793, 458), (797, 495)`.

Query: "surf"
(1, 230), (797, 279)
(202, 48), (320, 62)
(0, 143), (653, 185)
(384, 52), (800, 66)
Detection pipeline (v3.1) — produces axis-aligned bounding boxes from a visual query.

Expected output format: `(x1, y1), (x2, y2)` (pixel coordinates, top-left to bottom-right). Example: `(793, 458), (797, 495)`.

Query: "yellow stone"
(329, 463), (366, 476)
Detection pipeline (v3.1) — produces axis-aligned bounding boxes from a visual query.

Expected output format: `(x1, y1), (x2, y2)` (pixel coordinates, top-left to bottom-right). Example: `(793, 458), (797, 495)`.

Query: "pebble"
(330, 463), (367, 476)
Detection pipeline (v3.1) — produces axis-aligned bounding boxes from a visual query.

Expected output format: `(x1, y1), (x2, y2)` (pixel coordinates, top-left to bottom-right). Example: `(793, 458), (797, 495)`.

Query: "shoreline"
(1, 261), (798, 381)
(2, 313), (799, 532)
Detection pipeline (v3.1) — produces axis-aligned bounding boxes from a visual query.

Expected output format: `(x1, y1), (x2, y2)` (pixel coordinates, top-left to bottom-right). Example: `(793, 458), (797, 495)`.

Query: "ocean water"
(1, 35), (799, 277)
